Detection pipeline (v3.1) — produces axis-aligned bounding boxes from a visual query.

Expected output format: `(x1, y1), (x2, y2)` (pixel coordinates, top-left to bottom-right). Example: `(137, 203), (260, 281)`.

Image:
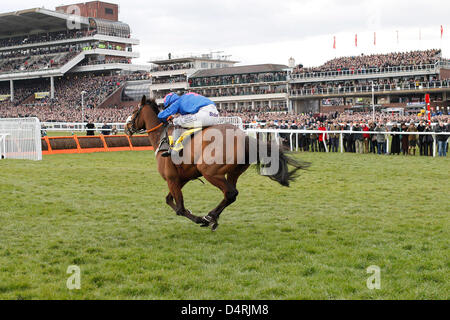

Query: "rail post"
(433, 136), (437, 158)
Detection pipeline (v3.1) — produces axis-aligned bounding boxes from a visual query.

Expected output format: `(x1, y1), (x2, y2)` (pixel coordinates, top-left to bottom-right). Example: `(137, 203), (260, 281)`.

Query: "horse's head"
(125, 95), (161, 136)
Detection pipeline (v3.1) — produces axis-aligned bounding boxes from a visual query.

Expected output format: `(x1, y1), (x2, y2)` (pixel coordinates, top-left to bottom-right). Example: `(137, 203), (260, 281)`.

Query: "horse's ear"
(141, 95), (147, 106)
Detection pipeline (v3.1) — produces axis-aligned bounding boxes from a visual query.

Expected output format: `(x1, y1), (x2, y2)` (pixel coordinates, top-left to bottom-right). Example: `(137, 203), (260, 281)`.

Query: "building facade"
(0, 2), (146, 102)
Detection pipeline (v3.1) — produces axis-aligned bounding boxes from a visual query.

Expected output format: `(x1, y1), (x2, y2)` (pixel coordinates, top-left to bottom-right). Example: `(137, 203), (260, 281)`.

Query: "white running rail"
(0, 118), (42, 161)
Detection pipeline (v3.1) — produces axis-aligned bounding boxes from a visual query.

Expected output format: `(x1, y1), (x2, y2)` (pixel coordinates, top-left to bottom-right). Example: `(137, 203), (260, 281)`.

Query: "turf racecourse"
(0, 151), (448, 300)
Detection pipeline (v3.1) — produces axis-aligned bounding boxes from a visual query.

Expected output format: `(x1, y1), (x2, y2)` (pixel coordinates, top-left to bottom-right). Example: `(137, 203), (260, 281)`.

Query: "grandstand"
(0, 2), (449, 124)
(145, 53), (238, 102)
(289, 50), (450, 114)
(0, 1), (149, 122)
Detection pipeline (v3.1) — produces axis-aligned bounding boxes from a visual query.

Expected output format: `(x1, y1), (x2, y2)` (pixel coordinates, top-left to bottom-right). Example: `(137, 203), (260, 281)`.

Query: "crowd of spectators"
(0, 30), (94, 48)
(0, 102), (134, 123)
(219, 110), (448, 157)
(290, 77), (450, 97)
(191, 85), (287, 98)
(190, 72), (287, 87)
(151, 62), (194, 72)
(293, 50), (442, 75)
(0, 40), (132, 74)
(152, 75), (187, 84)
(0, 74), (143, 122)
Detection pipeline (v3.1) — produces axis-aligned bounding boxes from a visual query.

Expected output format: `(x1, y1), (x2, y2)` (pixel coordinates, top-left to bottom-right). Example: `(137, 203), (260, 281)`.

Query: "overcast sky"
(2, 0), (450, 66)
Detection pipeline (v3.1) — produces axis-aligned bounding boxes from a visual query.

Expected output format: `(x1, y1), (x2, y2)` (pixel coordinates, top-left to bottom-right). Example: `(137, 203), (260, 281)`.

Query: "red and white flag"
(441, 25), (444, 39)
(426, 94), (431, 125)
(333, 36), (336, 49)
(374, 32), (376, 46)
(355, 34), (358, 47)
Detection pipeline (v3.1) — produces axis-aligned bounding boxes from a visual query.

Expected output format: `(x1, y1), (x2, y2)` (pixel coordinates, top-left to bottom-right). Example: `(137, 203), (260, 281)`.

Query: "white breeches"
(173, 105), (220, 128)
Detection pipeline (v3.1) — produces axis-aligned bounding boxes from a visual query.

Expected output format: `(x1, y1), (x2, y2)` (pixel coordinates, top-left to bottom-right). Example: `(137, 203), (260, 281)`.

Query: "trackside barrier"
(246, 129), (449, 158)
(42, 117), (244, 133)
(42, 135), (153, 155)
(0, 118), (42, 161)
(0, 133), (9, 159)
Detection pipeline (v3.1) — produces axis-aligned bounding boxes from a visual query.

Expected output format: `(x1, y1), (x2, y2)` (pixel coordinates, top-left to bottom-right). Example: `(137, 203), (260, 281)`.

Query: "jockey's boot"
(158, 123), (172, 158)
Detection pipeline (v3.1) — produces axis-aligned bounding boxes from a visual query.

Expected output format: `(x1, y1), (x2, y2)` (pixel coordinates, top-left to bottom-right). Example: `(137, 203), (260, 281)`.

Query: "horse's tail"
(246, 135), (310, 188)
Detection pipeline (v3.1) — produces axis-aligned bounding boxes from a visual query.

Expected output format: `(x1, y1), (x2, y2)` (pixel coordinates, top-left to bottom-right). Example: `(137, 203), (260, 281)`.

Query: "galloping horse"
(125, 96), (309, 231)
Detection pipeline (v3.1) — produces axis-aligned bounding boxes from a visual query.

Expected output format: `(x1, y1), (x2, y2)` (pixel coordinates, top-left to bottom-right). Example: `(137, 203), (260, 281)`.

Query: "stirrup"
(161, 148), (172, 158)
(157, 138), (171, 157)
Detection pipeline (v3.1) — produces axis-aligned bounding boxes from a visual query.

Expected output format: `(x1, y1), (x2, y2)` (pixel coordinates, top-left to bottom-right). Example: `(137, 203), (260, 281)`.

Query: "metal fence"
(246, 129), (449, 158)
(0, 117), (42, 161)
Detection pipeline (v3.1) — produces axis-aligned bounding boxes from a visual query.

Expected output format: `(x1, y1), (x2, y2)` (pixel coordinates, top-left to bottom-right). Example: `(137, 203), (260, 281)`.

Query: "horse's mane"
(145, 98), (161, 116)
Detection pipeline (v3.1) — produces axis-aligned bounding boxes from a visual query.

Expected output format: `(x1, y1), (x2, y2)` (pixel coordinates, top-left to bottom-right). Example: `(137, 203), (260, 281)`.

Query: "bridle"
(127, 103), (164, 135)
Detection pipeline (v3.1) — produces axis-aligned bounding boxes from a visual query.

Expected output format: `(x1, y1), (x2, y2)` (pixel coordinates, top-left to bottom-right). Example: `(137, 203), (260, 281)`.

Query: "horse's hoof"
(200, 216), (211, 227)
(200, 216), (218, 229)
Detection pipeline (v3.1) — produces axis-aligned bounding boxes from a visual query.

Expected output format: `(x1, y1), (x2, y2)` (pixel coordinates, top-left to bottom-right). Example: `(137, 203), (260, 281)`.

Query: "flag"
(333, 36), (336, 49)
(374, 32), (376, 46)
(441, 25), (444, 39)
(355, 34), (358, 47)
(396, 30), (399, 44)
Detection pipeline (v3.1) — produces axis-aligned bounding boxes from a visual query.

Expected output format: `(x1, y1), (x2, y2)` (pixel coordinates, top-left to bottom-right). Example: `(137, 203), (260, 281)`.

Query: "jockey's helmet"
(163, 93), (180, 108)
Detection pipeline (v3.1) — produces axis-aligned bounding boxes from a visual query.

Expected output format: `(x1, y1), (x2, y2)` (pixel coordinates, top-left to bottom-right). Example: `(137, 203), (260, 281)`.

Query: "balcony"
(289, 81), (450, 99)
(290, 64), (440, 83)
(150, 81), (189, 91)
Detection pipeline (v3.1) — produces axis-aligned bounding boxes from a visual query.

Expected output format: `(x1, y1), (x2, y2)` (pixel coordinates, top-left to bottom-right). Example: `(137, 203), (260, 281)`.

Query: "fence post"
(100, 135), (109, 152)
(73, 135), (82, 153)
(126, 135), (134, 151)
(290, 133), (294, 152)
(323, 132), (329, 153)
(44, 136), (53, 154)
(340, 133), (344, 153)
(433, 136), (437, 158)
(386, 134), (390, 154)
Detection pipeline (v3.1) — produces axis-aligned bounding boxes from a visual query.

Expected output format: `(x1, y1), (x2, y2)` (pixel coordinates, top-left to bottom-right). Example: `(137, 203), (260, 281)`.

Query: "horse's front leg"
(167, 180), (204, 225)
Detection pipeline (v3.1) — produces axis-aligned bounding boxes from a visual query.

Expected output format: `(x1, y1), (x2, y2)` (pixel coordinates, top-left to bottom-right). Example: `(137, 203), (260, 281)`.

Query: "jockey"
(157, 92), (220, 157)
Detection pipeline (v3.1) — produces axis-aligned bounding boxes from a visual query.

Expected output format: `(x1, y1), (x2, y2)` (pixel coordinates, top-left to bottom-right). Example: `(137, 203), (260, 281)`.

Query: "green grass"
(0, 151), (448, 300)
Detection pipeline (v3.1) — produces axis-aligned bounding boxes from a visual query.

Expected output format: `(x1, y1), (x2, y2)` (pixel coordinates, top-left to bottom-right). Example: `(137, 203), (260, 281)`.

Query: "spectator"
(435, 121), (448, 157)
(353, 123), (363, 154)
(86, 120), (95, 136)
(376, 123), (387, 155)
(362, 123), (370, 154)
(391, 124), (401, 155)
(401, 123), (409, 156)
(101, 122), (111, 136)
(407, 123), (418, 156)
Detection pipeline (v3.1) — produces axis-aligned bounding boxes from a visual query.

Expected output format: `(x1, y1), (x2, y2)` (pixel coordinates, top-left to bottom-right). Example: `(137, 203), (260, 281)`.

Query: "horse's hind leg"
(201, 174), (239, 231)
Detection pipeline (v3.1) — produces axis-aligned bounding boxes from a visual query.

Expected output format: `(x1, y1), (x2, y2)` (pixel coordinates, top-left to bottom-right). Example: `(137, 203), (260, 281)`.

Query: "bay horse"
(125, 96), (309, 231)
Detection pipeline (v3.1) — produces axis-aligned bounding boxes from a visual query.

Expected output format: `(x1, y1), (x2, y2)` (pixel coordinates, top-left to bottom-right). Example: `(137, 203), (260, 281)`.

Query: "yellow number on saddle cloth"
(169, 128), (203, 152)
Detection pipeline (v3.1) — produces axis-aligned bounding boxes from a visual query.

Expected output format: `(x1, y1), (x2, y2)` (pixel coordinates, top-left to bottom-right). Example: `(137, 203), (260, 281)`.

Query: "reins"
(129, 103), (169, 135)
(145, 123), (164, 134)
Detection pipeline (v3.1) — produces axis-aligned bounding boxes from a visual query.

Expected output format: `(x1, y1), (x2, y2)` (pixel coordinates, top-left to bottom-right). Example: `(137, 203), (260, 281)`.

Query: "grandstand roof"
(0, 8), (89, 37)
(191, 64), (288, 78)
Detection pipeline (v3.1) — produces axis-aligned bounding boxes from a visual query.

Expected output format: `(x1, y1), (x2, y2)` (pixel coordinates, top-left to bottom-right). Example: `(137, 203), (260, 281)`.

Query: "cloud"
(1, 0), (449, 65)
